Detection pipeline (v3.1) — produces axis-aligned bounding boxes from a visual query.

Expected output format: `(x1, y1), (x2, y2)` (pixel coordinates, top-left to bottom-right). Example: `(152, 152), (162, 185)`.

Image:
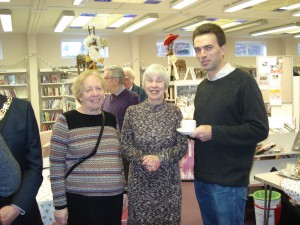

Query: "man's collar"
(114, 85), (125, 96)
(207, 63), (235, 81)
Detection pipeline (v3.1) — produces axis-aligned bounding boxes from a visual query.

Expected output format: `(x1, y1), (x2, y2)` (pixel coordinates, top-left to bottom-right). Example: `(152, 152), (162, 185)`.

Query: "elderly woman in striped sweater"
(50, 69), (125, 225)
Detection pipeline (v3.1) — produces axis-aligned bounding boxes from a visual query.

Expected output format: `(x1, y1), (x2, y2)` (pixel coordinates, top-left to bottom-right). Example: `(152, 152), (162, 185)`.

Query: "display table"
(254, 170), (300, 225)
(36, 169), (55, 225)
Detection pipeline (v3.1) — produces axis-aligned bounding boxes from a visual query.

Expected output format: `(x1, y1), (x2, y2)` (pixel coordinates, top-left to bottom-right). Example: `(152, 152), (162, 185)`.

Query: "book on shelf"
(42, 124), (53, 131)
(8, 75), (16, 85)
(0, 75), (4, 85)
(19, 74), (26, 84)
(50, 74), (59, 83)
(41, 74), (50, 83)
(1, 88), (17, 97)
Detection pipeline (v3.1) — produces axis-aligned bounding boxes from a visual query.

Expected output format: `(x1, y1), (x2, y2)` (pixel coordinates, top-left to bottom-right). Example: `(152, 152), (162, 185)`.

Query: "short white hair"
(142, 64), (169, 88)
(123, 67), (135, 80)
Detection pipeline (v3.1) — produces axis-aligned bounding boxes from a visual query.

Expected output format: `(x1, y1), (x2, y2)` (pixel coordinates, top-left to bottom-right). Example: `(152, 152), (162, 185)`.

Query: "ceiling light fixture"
(70, 13), (95, 27)
(224, 19), (268, 33)
(108, 15), (135, 28)
(224, 0), (267, 13)
(123, 13), (158, 33)
(54, 11), (75, 33)
(292, 10), (300, 17)
(170, 0), (198, 10)
(293, 33), (300, 38)
(163, 16), (206, 33)
(0, 9), (12, 32)
(280, 3), (300, 10)
(250, 22), (300, 36)
(73, 0), (88, 6)
(0, 0), (10, 2)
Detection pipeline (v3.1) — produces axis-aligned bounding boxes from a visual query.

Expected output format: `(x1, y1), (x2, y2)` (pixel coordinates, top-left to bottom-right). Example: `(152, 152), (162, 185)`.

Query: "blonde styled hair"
(72, 69), (104, 104)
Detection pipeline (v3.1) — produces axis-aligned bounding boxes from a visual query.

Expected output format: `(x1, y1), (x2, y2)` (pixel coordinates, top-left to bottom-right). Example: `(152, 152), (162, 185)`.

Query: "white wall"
(0, 34), (28, 69)
(1, 33), (300, 130)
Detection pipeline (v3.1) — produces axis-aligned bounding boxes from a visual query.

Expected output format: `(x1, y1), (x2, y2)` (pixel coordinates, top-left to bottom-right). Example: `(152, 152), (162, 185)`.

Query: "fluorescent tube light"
(73, 0), (88, 6)
(0, 0), (10, 2)
(280, 3), (300, 10)
(70, 14), (95, 27)
(0, 9), (12, 32)
(221, 22), (243, 29)
(250, 23), (300, 36)
(224, 0), (267, 13)
(292, 10), (300, 17)
(108, 16), (135, 28)
(170, 0), (198, 10)
(294, 33), (300, 38)
(224, 19), (268, 33)
(54, 11), (75, 32)
(123, 13), (158, 33)
(163, 16), (205, 33)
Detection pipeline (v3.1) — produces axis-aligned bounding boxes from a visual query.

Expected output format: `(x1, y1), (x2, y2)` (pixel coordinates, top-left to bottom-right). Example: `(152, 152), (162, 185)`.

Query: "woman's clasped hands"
(142, 155), (161, 172)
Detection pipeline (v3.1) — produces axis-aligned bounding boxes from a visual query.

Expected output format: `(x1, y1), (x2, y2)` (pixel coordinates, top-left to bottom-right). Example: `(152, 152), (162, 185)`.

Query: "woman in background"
(50, 69), (125, 225)
(121, 64), (188, 224)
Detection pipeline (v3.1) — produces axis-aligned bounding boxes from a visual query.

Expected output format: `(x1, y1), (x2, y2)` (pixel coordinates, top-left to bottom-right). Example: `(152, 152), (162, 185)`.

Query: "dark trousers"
(0, 196), (43, 225)
(66, 192), (123, 225)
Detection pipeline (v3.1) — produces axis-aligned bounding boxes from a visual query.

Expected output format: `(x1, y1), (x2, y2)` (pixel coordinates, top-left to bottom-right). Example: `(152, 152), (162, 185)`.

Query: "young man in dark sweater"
(190, 23), (269, 225)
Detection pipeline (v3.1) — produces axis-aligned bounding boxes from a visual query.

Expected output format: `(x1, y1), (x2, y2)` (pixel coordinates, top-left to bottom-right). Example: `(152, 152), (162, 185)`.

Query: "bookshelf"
(39, 69), (63, 131)
(61, 69), (79, 112)
(0, 69), (29, 99)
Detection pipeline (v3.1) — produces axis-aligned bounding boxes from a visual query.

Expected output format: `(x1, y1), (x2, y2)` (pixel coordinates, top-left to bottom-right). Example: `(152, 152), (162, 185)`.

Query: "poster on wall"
(256, 56), (283, 105)
(269, 89), (282, 105)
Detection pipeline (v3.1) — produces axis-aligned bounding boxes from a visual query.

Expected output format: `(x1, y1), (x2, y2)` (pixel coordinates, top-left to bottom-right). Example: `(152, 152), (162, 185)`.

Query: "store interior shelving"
(0, 69), (29, 100)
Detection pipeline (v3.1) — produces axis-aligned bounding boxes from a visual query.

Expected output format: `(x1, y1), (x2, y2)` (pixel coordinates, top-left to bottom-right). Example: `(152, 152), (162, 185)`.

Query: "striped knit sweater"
(50, 110), (125, 208)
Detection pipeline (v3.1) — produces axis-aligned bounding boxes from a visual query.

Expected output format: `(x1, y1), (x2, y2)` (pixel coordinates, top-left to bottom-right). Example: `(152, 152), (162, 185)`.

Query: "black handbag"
(65, 111), (105, 179)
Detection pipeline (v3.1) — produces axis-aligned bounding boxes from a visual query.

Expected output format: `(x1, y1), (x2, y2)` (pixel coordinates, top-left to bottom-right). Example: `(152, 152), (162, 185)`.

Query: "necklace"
(0, 97), (12, 121)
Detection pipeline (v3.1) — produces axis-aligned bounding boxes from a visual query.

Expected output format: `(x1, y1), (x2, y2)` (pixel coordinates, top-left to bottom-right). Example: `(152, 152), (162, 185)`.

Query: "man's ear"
(221, 44), (226, 55)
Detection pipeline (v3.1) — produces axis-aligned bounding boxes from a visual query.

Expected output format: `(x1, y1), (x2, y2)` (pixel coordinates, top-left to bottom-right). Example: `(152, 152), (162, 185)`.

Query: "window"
(61, 41), (109, 58)
(61, 41), (86, 58)
(156, 40), (195, 57)
(298, 43), (300, 56)
(235, 41), (266, 57)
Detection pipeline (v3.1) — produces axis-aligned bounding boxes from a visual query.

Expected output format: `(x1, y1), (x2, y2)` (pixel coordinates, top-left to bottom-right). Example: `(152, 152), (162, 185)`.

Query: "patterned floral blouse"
(121, 101), (188, 225)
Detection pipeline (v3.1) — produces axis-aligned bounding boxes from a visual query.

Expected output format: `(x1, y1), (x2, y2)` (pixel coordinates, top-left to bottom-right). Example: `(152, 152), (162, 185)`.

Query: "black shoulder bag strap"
(65, 111), (105, 179)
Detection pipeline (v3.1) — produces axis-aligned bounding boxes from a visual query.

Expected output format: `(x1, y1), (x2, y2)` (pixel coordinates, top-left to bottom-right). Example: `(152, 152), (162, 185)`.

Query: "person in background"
(123, 66), (147, 102)
(0, 94), (43, 225)
(190, 23), (269, 225)
(50, 70), (125, 225)
(102, 65), (140, 183)
(121, 64), (188, 224)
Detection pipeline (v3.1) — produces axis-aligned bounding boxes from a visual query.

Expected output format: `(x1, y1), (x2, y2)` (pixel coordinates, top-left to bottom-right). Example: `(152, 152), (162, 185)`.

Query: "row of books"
(42, 111), (60, 122)
(42, 99), (62, 109)
(0, 74), (26, 85)
(63, 100), (76, 112)
(41, 87), (62, 96)
(41, 73), (60, 83)
(0, 88), (17, 97)
(62, 83), (73, 96)
(42, 124), (53, 131)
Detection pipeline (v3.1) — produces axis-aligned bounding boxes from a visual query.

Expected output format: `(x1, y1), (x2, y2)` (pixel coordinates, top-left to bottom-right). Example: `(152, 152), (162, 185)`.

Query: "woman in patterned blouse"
(121, 64), (188, 225)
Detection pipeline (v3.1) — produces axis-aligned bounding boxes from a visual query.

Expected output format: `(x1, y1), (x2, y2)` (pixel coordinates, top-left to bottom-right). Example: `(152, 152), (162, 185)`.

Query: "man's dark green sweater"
(193, 68), (269, 187)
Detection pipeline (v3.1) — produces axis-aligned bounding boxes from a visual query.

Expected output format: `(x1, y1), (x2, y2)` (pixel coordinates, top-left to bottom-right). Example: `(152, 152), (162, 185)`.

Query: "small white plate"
(176, 128), (193, 135)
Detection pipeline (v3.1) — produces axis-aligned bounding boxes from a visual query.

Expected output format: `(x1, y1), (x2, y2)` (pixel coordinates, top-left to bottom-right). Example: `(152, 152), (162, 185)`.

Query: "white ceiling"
(0, 0), (300, 38)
